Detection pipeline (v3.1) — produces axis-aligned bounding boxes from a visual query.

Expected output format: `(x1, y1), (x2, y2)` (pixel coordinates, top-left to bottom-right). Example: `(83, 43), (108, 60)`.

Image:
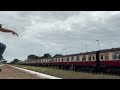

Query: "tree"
(27, 54), (39, 60)
(53, 54), (62, 57)
(10, 59), (21, 64)
(43, 53), (51, 58)
(2, 60), (7, 64)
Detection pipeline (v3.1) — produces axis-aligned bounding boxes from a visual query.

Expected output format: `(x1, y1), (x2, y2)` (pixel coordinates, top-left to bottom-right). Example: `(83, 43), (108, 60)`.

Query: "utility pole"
(96, 40), (100, 50)
(63, 49), (66, 55)
(85, 45), (88, 52)
(61, 49), (63, 55)
(64, 49), (66, 55)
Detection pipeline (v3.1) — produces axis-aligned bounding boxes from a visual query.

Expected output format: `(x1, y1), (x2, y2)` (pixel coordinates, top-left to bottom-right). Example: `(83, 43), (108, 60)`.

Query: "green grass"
(13, 64), (120, 79)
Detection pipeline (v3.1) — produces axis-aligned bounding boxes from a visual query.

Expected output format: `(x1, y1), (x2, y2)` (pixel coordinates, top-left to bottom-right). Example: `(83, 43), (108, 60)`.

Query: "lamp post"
(63, 49), (66, 55)
(61, 49), (66, 55)
(96, 40), (100, 50)
(85, 44), (88, 52)
(61, 49), (63, 55)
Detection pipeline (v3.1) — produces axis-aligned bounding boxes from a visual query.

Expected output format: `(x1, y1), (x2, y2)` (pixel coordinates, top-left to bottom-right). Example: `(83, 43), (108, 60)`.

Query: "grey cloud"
(0, 11), (120, 62)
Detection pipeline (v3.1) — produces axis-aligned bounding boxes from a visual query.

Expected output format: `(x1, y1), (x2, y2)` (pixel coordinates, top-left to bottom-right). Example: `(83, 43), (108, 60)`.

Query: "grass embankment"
(13, 64), (120, 79)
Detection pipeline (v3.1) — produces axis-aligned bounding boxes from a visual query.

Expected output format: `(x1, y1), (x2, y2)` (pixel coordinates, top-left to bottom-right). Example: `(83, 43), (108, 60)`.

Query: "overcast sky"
(0, 11), (120, 62)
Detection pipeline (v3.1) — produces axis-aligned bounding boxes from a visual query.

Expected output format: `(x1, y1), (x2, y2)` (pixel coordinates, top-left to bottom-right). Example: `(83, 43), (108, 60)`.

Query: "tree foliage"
(27, 54), (39, 60)
(27, 53), (51, 60)
(10, 59), (21, 64)
(43, 53), (51, 58)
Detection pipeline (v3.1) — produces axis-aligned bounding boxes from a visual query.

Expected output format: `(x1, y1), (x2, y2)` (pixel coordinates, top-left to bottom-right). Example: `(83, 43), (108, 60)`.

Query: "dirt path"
(0, 64), (40, 79)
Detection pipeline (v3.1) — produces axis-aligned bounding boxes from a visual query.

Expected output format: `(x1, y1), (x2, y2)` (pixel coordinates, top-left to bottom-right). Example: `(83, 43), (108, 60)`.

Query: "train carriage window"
(118, 55), (120, 59)
(104, 53), (109, 60)
(56, 58), (57, 62)
(62, 58), (63, 62)
(82, 56), (86, 61)
(113, 52), (120, 60)
(54, 58), (56, 62)
(101, 55), (103, 59)
(105, 55), (109, 60)
(93, 56), (94, 60)
(67, 57), (69, 61)
(71, 57), (74, 61)
(59, 58), (61, 62)
(51, 58), (53, 62)
(56, 58), (58, 62)
(59, 58), (60, 62)
(55, 58), (57, 62)
(89, 57), (91, 61)
(113, 54), (117, 59)
(76, 56), (79, 61)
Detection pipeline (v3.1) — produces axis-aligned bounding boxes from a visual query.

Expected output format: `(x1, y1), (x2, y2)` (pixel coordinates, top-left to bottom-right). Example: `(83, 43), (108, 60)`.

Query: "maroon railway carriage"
(19, 48), (120, 73)
(98, 48), (120, 73)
